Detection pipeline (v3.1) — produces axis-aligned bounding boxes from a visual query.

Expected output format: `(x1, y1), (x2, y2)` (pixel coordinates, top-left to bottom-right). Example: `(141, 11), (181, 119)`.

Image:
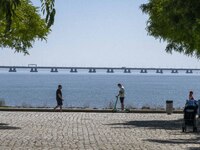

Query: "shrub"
(0, 98), (6, 106)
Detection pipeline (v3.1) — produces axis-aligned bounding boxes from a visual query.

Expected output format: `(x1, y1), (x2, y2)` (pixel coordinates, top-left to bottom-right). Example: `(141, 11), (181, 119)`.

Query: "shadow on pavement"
(0, 123), (9, 126)
(106, 119), (183, 130)
(145, 138), (200, 144)
(0, 122), (21, 130)
(106, 119), (200, 149)
(189, 148), (200, 150)
(145, 138), (200, 150)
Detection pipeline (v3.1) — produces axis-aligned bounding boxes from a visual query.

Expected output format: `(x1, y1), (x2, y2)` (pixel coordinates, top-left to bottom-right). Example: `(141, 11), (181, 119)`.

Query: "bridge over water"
(0, 65), (199, 74)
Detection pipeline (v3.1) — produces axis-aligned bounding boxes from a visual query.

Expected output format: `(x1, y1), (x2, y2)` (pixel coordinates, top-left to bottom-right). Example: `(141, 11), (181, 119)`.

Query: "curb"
(0, 108), (184, 114)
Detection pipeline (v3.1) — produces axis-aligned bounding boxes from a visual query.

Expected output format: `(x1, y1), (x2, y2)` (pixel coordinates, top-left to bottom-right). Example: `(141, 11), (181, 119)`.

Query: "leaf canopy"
(141, 0), (200, 58)
(0, 0), (55, 54)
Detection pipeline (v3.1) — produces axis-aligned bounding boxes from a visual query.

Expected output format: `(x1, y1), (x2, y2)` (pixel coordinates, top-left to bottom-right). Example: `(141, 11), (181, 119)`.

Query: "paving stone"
(0, 112), (199, 149)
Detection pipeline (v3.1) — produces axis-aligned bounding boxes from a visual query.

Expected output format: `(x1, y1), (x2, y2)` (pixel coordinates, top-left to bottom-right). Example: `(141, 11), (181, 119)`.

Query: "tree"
(141, 0), (200, 58)
(0, 0), (55, 54)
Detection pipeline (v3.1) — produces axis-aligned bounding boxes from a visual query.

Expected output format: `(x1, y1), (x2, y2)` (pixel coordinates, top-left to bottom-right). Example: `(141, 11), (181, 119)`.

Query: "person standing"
(186, 91), (197, 107)
(54, 85), (63, 112)
(188, 91), (194, 100)
(117, 83), (125, 111)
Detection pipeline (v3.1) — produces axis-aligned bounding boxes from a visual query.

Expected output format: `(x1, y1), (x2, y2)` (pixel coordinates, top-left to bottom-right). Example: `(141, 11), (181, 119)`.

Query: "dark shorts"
(57, 99), (63, 106)
(120, 97), (124, 104)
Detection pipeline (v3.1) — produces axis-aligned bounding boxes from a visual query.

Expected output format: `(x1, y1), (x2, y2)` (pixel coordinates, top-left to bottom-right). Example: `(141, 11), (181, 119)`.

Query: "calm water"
(0, 72), (200, 108)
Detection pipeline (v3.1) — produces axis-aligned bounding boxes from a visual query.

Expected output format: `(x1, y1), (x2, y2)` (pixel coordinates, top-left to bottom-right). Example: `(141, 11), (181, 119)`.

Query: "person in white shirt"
(117, 83), (125, 111)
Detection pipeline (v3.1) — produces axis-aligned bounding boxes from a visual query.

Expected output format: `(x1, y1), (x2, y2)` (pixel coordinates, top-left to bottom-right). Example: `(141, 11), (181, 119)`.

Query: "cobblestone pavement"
(0, 112), (199, 150)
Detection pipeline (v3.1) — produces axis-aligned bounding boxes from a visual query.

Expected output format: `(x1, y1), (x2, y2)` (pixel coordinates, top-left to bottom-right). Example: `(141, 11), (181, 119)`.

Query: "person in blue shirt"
(186, 91), (197, 105)
(185, 91), (198, 110)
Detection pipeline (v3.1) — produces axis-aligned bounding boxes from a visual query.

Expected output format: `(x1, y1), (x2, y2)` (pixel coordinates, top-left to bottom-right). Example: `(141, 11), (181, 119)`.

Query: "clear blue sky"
(0, 0), (200, 68)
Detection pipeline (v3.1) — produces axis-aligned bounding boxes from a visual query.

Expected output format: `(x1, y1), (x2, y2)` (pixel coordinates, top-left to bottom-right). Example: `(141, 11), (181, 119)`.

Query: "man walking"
(117, 83), (125, 111)
(54, 85), (63, 112)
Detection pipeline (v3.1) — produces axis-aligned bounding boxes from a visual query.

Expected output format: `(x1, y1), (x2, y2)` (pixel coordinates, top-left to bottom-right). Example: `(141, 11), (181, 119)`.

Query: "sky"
(0, 0), (200, 68)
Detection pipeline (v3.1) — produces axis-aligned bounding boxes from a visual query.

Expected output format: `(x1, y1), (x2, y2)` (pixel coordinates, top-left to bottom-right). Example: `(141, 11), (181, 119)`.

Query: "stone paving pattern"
(0, 112), (199, 150)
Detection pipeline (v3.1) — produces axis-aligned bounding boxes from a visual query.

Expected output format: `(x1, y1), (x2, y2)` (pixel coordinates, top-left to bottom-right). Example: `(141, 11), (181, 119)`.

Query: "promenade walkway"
(0, 111), (199, 150)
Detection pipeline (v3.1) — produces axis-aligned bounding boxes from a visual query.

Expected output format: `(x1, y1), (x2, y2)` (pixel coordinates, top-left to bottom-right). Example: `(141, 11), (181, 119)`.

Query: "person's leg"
(54, 105), (58, 111)
(121, 102), (124, 111)
(59, 105), (62, 112)
(120, 97), (124, 111)
(54, 100), (59, 111)
(56, 100), (63, 112)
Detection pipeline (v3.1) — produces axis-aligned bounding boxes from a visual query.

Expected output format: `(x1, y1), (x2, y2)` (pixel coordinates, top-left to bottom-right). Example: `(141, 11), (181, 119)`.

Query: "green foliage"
(141, 0), (200, 58)
(40, 0), (56, 28)
(0, 98), (5, 106)
(0, 0), (55, 54)
(0, 0), (21, 32)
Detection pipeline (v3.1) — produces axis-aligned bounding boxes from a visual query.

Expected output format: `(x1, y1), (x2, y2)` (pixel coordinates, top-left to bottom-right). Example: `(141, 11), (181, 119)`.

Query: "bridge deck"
(0, 66), (199, 73)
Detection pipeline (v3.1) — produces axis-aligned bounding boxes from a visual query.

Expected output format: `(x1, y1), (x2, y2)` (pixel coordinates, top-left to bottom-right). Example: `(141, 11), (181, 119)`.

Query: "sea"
(0, 70), (200, 109)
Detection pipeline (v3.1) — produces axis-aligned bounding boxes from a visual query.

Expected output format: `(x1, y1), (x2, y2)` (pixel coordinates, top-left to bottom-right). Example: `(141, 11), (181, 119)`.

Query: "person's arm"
(58, 94), (62, 100)
(116, 90), (121, 97)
